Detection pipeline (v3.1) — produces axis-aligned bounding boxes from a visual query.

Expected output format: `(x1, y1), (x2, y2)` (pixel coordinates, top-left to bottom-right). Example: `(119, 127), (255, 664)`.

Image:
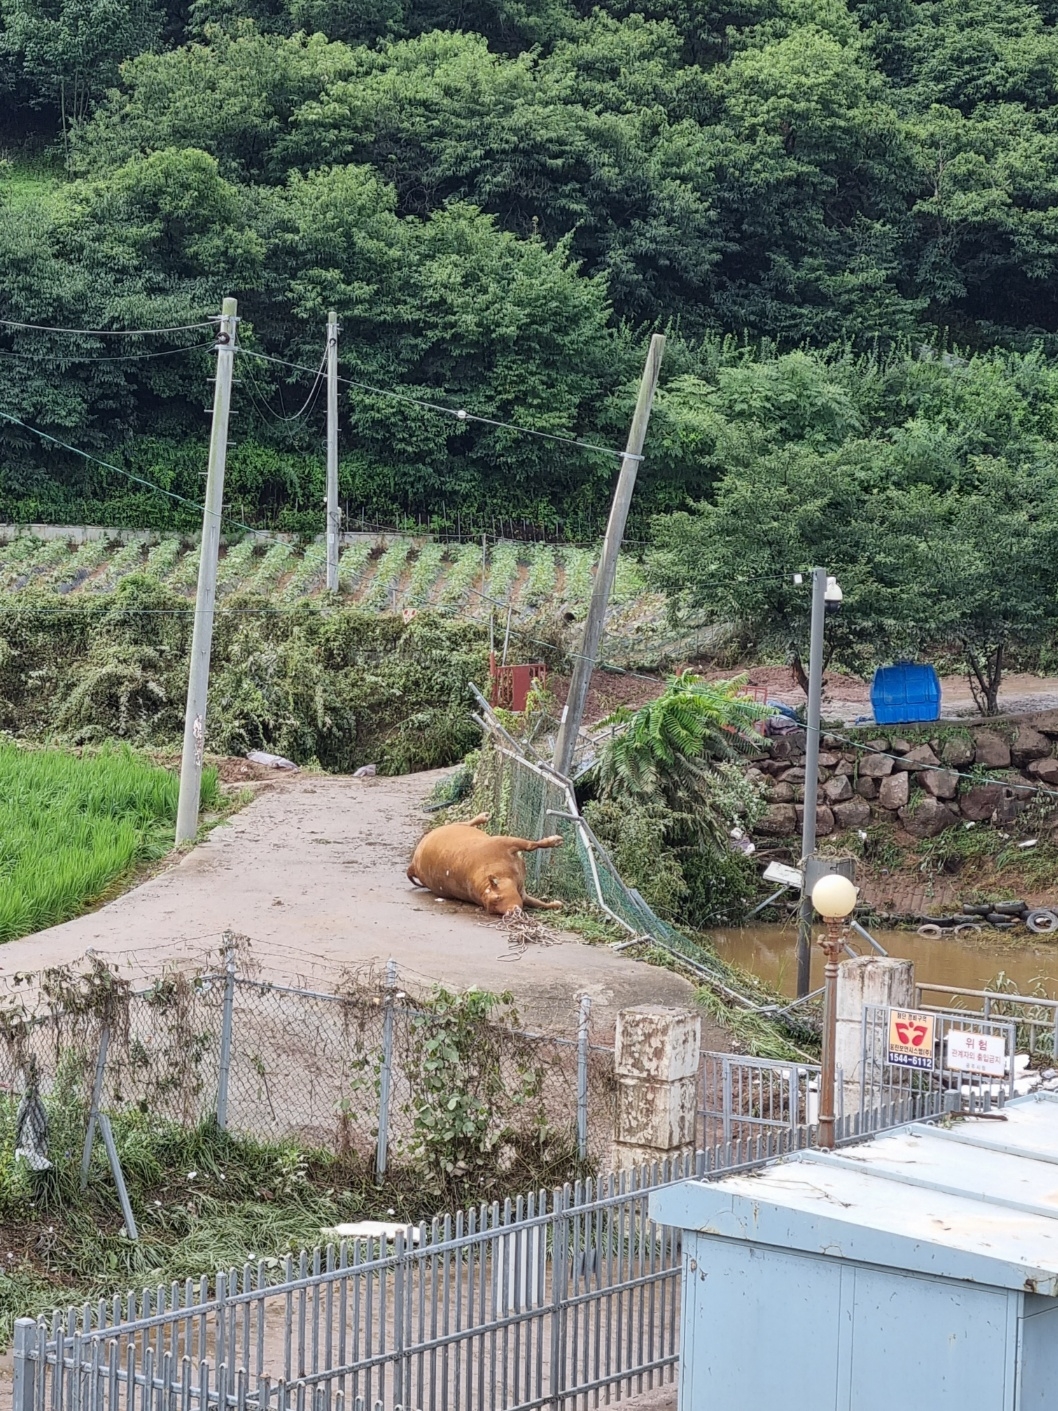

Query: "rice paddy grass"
(0, 745), (219, 943)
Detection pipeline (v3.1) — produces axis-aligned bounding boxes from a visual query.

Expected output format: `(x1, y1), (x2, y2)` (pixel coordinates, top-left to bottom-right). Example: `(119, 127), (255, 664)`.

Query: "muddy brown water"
(709, 922), (1058, 999)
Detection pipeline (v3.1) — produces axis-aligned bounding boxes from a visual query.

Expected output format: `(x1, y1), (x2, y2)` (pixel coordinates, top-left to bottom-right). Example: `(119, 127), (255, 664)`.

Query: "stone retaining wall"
(750, 710), (1058, 842)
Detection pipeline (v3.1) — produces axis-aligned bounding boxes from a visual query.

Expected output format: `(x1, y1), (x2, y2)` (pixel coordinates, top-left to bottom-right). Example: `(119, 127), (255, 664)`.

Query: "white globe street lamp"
(811, 872), (858, 1150)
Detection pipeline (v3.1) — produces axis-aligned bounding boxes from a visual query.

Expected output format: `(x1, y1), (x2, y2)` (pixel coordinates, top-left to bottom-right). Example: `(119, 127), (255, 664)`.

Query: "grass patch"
(0, 744), (219, 942)
(0, 1102), (415, 1348)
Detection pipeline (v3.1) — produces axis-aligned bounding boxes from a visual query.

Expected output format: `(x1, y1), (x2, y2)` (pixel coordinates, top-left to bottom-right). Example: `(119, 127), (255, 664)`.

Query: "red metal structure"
(488, 653), (547, 712)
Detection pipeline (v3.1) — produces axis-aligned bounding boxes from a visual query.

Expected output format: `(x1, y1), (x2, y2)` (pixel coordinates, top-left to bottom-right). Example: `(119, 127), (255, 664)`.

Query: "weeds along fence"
(0, 949), (616, 1178)
(469, 699), (764, 1013)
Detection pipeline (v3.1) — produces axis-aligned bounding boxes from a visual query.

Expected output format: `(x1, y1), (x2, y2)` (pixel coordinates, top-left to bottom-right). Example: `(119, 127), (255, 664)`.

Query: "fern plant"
(591, 673), (767, 841)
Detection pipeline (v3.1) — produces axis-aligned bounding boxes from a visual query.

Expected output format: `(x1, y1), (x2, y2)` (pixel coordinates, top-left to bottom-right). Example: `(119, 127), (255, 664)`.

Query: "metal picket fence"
(11, 1135), (809, 1411)
(859, 1002), (1014, 1131)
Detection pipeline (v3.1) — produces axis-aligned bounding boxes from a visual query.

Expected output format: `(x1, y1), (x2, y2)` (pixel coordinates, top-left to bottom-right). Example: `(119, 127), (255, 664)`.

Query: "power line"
(0, 410), (255, 532)
(0, 341), (215, 365)
(0, 318), (216, 337)
(235, 346), (633, 462)
(239, 347), (327, 429)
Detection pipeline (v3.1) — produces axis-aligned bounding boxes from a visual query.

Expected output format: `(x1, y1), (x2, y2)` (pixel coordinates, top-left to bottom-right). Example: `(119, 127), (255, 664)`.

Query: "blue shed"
(871, 662), (942, 724)
(650, 1096), (1058, 1410)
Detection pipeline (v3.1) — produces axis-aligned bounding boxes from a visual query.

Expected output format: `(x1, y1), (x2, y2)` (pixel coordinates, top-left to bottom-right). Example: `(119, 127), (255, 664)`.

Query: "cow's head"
(482, 873), (523, 916)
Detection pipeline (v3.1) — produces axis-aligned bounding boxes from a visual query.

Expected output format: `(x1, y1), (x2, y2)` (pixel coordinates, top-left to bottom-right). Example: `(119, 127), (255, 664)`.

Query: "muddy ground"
(0, 768), (724, 1044)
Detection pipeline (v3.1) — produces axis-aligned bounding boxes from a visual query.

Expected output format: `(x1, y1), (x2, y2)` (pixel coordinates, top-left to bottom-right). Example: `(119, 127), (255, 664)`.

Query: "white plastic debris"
(320, 1221), (421, 1244)
(354, 764), (377, 778)
(245, 751), (299, 771)
(14, 1085), (51, 1171)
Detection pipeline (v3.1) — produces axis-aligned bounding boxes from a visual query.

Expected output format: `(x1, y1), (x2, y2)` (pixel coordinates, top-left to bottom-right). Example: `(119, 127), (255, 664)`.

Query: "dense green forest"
(3, 0), (1058, 532)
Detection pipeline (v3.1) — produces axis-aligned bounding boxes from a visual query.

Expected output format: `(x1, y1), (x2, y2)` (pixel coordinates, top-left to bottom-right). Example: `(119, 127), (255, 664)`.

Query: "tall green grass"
(0, 746), (219, 942)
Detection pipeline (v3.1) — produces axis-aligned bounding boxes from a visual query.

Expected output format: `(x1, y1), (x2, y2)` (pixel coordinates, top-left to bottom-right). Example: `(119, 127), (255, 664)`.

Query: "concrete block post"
(836, 955), (914, 1115)
(613, 1005), (701, 1172)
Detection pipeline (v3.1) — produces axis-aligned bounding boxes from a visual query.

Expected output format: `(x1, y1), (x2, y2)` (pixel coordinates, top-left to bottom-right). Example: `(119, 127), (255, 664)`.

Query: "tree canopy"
(4, 0), (1058, 543)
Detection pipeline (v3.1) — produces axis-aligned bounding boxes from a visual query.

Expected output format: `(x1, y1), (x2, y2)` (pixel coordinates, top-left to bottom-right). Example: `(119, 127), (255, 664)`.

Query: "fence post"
(13, 1318), (38, 1411)
(216, 937), (236, 1130)
(576, 994), (591, 1163)
(613, 1005), (700, 1171)
(80, 1023), (110, 1190)
(838, 956), (913, 1121)
(375, 958), (398, 1180)
(549, 1185), (571, 1411)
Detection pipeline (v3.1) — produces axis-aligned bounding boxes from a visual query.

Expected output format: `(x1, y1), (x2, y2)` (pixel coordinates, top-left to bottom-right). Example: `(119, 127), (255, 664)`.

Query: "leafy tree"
(920, 458), (1058, 713)
(0, 0), (163, 156)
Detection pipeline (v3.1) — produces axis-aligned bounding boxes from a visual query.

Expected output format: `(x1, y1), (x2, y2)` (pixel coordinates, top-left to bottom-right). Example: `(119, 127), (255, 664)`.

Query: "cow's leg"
(512, 835), (563, 853)
(467, 812), (490, 828)
(523, 894), (563, 911)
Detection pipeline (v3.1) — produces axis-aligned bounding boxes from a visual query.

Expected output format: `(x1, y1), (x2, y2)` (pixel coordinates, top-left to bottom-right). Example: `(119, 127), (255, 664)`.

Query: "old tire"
(1026, 909), (1058, 935)
(917, 923), (944, 938)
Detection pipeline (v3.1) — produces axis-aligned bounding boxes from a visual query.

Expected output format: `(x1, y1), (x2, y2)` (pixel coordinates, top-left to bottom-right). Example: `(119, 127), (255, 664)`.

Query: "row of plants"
(0, 533), (651, 625)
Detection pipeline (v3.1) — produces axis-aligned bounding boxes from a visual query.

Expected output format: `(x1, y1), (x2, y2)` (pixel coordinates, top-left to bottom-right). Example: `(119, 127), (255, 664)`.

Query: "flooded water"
(709, 922), (1058, 1000)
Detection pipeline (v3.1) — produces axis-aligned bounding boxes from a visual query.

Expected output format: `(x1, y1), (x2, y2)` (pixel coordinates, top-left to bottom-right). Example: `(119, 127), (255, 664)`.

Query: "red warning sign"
(887, 1008), (936, 1070)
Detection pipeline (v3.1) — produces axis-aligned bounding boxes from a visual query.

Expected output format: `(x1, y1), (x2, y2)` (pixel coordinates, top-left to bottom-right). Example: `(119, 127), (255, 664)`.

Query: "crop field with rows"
(0, 532), (691, 664)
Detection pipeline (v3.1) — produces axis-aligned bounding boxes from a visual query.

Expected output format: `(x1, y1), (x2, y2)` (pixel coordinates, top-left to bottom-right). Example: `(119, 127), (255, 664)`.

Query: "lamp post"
(795, 569), (844, 997)
(811, 871), (858, 1150)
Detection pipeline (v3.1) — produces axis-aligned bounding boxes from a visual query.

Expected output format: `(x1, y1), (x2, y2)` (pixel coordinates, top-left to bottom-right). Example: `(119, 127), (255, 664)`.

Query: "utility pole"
(552, 334), (665, 778)
(795, 566), (828, 997)
(325, 310), (340, 592)
(175, 296), (237, 846)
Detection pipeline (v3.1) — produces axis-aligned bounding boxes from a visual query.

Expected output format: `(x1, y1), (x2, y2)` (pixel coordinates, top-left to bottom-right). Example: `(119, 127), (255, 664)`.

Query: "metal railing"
(698, 1052), (822, 1147)
(859, 1003), (1014, 1131)
(13, 1137), (807, 1411)
(916, 983), (1058, 1058)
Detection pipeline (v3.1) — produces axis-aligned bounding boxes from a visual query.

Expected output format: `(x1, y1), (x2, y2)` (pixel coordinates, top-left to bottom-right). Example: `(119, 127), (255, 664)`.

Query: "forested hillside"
(3, 0), (1058, 530)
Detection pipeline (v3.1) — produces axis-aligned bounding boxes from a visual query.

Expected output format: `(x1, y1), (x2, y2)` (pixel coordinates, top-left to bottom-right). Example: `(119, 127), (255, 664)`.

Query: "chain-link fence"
(0, 948), (616, 1177)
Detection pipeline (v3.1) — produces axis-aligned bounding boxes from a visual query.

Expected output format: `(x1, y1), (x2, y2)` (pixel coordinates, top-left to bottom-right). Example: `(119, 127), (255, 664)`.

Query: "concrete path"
(0, 770), (705, 1040)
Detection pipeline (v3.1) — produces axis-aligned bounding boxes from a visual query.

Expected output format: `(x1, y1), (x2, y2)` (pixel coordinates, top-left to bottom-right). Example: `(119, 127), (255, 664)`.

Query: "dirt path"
(0, 770), (704, 1040)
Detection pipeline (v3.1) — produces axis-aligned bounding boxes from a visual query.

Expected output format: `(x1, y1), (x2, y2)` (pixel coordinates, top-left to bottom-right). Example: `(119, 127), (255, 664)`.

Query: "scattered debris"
(245, 750), (299, 771)
(501, 911), (558, 951)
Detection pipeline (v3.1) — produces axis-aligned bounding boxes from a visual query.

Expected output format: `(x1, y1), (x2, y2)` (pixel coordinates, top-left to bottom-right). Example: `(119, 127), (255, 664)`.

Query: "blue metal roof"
(650, 1095), (1058, 1295)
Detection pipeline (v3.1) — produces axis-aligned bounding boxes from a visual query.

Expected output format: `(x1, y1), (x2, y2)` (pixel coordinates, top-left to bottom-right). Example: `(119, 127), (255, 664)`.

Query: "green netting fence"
(469, 699), (767, 1011)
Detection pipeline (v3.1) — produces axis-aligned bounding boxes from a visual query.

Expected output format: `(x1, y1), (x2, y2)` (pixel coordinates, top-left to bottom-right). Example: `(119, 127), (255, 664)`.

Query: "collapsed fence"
(468, 694), (774, 1016)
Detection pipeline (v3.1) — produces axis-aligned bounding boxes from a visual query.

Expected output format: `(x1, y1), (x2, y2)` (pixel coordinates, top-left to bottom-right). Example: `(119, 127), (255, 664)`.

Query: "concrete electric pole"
(552, 333), (665, 778)
(175, 296), (238, 845)
(325, 310), (340, 592)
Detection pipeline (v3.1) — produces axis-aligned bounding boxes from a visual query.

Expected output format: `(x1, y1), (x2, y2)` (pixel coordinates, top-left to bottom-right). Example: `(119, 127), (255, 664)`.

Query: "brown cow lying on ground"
(407, 813), (563, 917)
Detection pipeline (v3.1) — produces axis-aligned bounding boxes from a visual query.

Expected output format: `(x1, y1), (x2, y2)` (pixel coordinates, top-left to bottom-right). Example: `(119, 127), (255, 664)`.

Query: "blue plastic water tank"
(870, 663), (941, 725)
